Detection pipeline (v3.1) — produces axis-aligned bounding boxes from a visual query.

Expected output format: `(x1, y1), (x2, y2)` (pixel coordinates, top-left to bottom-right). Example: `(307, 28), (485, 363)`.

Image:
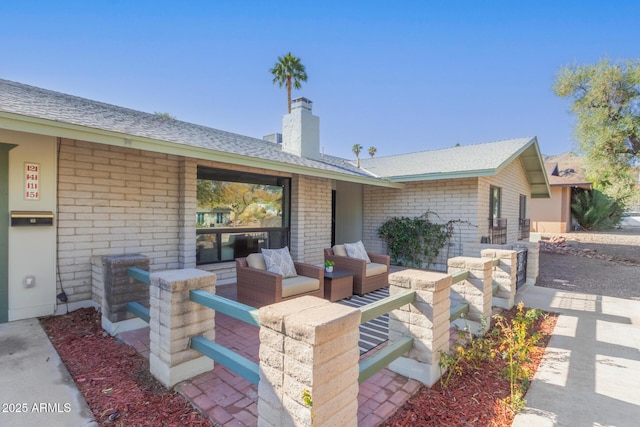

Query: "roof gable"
(361, 137), (551, 198)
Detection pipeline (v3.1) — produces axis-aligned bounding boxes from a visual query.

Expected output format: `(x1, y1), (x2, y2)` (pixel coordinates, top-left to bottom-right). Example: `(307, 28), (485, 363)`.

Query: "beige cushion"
(333, 244), (347, 257)
(246, 253), (266, 270)
(282, 276), (320, 298)
(262, 247), (298, 278)
(365, 262), (387, 277)
(344, 241), (371, 263)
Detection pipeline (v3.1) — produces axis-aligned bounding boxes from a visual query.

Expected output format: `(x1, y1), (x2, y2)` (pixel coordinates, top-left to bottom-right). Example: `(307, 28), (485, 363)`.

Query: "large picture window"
(196, 167), (291, 264)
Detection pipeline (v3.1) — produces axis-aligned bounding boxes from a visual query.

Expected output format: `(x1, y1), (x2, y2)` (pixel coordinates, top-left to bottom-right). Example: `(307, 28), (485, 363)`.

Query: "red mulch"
(40, 308), (212, 426)
(383, 308), (558, 427)
(41, 306), (557, 427)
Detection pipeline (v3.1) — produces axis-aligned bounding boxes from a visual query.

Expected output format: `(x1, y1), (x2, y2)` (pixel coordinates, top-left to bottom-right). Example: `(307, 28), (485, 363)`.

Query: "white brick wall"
(57, 139), (182, 303)
(363, 178), (479, 270)
(363, 158), (532, 269)
(478, 158), (531, 243)
(290, 175), (332, 265)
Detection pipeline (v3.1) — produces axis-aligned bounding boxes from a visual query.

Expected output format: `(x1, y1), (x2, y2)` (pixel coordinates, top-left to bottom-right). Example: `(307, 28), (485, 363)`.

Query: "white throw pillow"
(261, 247), (298, 278)
(344, 241), (371, 263)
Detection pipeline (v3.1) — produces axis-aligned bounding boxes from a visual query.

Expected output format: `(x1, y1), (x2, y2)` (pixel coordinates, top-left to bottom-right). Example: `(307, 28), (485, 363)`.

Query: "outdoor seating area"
(324, 241), (391, 296)
(234, 241), (391, 306)
(235, 249), (324, 308)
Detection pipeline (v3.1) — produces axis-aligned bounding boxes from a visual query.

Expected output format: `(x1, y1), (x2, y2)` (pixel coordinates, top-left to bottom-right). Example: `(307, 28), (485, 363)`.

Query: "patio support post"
(257, 296), (360, 427)
(387, 269), (452, 387)
(447, 257), (494, 333)
(148, 269), (216, 388)
(480, 249), (517, 309)
(94, 254), (150, 335)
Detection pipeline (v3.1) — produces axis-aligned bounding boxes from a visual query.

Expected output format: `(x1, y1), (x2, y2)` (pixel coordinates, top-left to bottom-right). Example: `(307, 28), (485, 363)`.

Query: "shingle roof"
(360, 137), (551, 198)
(0, 78), (375, 180)
(360, 137), (535, 178)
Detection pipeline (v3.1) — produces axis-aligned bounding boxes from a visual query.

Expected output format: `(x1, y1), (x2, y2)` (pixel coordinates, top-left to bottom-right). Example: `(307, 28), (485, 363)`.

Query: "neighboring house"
(0, 78), (549, 322)
(530, 156), (592, 233)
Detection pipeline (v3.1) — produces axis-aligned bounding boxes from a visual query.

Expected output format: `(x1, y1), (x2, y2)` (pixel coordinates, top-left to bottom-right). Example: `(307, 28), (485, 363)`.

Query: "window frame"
(196, 166), (291, 265)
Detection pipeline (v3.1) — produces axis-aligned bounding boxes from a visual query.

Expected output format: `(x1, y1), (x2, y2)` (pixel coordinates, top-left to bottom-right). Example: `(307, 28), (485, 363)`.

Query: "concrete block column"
(257, 296), (360, 427)
(447, 257), (494, 331)
(387, 269), (451, 387)
(149, 268), (216, 388)
(95, 254), (150, 335)
(481, 249), (517, 309)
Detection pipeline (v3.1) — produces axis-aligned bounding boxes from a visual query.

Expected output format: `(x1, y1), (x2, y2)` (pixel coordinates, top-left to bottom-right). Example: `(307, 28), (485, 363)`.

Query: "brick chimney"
(282, 97), (320, 159)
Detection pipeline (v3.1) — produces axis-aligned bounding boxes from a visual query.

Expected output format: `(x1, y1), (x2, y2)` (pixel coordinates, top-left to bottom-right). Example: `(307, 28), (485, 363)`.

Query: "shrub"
(571, 189), (623, 230)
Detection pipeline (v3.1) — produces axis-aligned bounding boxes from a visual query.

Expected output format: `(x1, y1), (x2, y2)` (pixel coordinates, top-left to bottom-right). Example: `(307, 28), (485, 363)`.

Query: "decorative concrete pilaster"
(96, 254), (150, 335)
(387, 269), (451, 387)
(481, 249), (517, 309)
(258, 296), (360, 427)
(447, 257), (493, 332)
(149, 269), (216, 388)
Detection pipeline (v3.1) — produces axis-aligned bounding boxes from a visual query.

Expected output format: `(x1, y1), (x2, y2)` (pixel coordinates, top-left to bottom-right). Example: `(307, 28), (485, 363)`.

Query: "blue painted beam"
(190, 290), (260, 327)
(127, 267), (150, 285)
(190, 335), (260, 386)
(127, 301), (150, 323)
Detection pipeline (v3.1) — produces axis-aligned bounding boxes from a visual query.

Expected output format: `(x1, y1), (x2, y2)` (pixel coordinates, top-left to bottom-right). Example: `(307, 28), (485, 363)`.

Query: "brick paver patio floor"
(119, 283), (425, 426)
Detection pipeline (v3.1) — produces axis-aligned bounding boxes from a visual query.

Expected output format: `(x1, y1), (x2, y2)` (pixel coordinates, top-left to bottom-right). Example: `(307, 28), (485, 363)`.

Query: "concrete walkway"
(0, 318), (97, 427)
(514, 286), (640, 427)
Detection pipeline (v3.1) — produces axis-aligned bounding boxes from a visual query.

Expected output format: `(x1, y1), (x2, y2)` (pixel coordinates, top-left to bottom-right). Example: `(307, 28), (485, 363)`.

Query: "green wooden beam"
(359, 290), (415, 324)
(450, 270), (469, 285)
(190, 289), (260, 327)
(127, 267), (150, 285)
(359, 336), (413, 384)
(190, 335), (260, 386)
(126, 301), (150, 323)
(450, 302), (469, 322)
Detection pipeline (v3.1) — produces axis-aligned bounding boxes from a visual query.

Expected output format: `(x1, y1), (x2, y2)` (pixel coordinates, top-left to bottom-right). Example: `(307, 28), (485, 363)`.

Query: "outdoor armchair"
(324, 242), (390, 296)
(235, 252), (324, 308)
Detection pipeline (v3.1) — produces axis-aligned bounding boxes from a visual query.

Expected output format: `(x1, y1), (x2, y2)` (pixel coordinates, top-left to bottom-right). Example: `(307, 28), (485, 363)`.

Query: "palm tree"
(353, 144), (363, 168)
(368, 146), (377, 158)
(270, 53), (308, 113)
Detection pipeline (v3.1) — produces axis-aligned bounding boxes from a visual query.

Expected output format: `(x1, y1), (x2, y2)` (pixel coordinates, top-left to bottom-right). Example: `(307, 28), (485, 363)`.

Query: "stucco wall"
(4, 130), (57, 320)
(530, 186), (571, 233)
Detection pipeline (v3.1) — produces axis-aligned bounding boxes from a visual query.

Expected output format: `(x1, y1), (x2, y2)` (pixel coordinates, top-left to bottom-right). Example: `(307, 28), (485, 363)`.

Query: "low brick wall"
(95, 254), (150, 335)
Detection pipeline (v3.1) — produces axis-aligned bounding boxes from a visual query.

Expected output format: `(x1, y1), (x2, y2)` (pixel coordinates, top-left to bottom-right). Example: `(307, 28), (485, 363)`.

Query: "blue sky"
(2, 1), (639, 160)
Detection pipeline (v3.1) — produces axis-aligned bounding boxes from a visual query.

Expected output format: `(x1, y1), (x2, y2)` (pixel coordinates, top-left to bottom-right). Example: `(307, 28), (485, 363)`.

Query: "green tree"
(154, 112), (176, 119)
(270, 52), (308, 113)
(553, 58), (640, 207)
(352, 144), (363, 167)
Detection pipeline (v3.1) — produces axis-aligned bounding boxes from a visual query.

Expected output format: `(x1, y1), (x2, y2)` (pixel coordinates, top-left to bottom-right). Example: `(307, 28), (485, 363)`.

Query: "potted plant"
(324, 260), (335, 273)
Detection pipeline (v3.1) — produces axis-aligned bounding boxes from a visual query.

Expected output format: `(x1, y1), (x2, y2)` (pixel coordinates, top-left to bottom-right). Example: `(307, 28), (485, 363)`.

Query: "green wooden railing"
(189, 290), (260, 386)
(358, 289), (415, 383)
(126, 268), (151, 323)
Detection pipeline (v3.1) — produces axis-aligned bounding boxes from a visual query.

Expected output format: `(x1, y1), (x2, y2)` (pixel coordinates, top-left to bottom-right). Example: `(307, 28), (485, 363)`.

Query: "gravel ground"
(537, 227), (640, 301)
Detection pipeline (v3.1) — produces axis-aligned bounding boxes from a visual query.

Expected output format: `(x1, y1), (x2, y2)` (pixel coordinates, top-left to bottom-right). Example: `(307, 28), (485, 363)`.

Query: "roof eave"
(0, 112), (403, 189)
(384, 168), (496, 182)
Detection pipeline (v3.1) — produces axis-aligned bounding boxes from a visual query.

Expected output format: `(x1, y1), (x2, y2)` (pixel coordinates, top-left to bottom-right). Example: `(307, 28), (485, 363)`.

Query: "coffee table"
(324, 269), (353, 302)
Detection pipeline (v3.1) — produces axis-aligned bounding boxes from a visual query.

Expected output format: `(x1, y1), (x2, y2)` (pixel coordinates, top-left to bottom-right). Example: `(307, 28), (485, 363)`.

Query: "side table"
(324, 269), (353, 302)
